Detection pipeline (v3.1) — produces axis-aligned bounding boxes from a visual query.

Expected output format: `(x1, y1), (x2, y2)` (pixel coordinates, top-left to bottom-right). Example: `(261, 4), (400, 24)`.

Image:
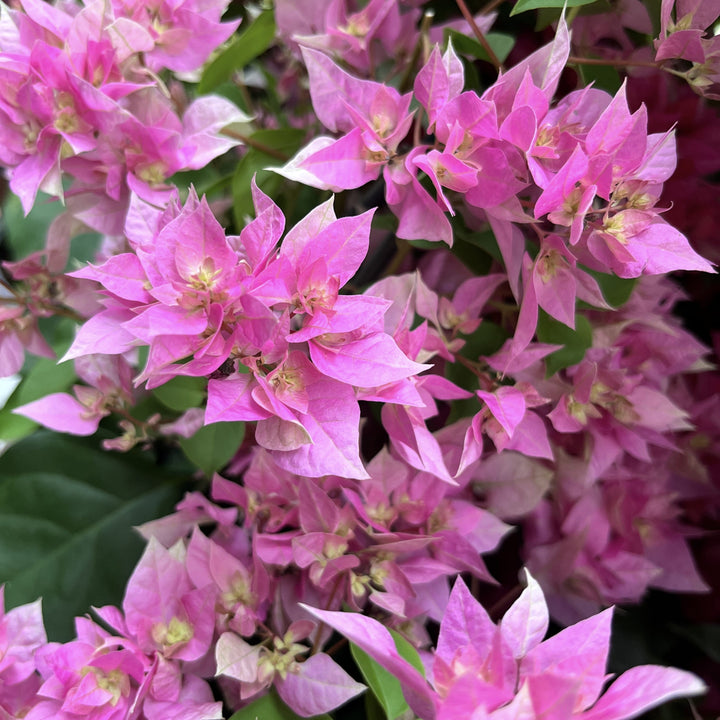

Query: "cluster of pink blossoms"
(0, 0), (246, 376)
(0, 0), (718, 718)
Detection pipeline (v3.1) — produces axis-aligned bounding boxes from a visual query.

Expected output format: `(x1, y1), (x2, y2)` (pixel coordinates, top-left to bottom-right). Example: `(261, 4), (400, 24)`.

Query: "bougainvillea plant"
(0, 0), (719, 718)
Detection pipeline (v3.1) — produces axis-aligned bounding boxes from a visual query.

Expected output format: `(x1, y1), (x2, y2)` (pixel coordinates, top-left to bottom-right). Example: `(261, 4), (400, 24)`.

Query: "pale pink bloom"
(216, 622), (364, 717)
(304, 570), (706, 719)
(0, 587), (46, 718)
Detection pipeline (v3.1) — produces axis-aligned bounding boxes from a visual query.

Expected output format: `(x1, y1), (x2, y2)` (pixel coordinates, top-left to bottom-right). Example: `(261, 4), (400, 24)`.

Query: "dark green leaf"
(577, 63), (623, 93)
(453, 231), (497, 274)
(537, 311), (593, 376)
(510, 0), (598, 15)
(583, 268), (637, 307)
(444, 29), (515, 64)
(231, 128), (307, 227)
(351, 643), (409, 720)
(0, 432), (186, 640)
(445, 322), (508, 423)
(228, 689), (332, 720)
(198, 10), (276, 94)
(535, 0), (612, 28)
(454, 226), (503, 264)
(152, 376), (207, 412)
(408, 239), (442, 251)
(179, 421), (245, 476)
(1, 193), (63, 259)
(0, 355), (77, 441)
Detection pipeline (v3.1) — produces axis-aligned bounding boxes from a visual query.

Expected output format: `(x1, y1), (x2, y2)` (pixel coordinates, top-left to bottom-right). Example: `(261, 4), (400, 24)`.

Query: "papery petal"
(13, 393), (101, 435)
(276, 652), (366, 716)
(582, 666), (706, 720)
(500, 569), (548, 660)
(299, 605), (437, 720)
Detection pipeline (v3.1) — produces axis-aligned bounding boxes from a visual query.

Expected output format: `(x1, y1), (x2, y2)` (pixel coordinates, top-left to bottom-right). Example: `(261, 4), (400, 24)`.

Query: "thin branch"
(455, 0), (503, 71)
(487, 583), (523, 622)
(382, 238), (412, 279)
(220, 129), (290, 161)
(567, 55), (662, 69)
(399, 9), (435, 93)
(479, 0), (505, 16)
(310, 575), (343, 656)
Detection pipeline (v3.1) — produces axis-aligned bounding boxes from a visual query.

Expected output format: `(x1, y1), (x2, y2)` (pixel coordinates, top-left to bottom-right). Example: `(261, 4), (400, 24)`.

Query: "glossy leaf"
(351, 643), (409, 720)
(584, 268), (637, 308)
(0, 432), (186, 640)
(228, 688), (331, 720)
(537, 310), (593, 376)
(390, 629), (425, 676)
(510, 0), (598, 15)
(444, 29), (515, 65)
(231, 129), (307, 228)
(152, 375), (207, 412)
(179, 420), (245, 476)
(0, 355), (77, 441)
(198, 10), (276, 94)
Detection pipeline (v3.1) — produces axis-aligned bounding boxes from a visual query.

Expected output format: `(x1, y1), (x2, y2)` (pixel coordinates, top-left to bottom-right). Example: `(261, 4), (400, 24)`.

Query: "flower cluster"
(0, 1), (717, 719)
(306, 570), (706, 719)
(0, 0), (246, 224)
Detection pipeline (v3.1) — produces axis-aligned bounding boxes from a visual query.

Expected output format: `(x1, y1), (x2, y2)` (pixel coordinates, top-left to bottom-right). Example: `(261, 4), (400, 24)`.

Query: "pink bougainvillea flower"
(216, 622), (365, 717)
(0, 587), (46, 718)
(304, 570), (706, 719)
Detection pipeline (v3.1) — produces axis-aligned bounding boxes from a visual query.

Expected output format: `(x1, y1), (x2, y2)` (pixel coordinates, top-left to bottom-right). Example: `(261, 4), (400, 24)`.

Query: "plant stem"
(399, 9), (435, 93)
(382, 239), (412, 279)
(455, 0), (503, 71)
(220, 129), (290, 161)
(567, 55), (661, 69)
(487, 583), (522, 621)
(311, 575), (343, 655)
(479, 0), (505, 15)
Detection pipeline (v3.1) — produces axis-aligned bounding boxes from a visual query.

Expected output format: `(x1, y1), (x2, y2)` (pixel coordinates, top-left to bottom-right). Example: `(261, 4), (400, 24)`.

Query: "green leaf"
(453, 225), (503, 263)
(1, 193), (63, 259)
(390, 629), (425, 676)
(349, 631), (424, 720)
(445, 322), (509, 423)
(444, 29), (515, 64)
(152, 376), (207, 412)
(0, 432), (186, 640)
(537, 311), (593, 376)
(577, 62), (623, 93)
(511, 0), (598, 15)
(198, 10), (276, 94)
(583, 268), (637, 307)
(0, 355), (77, 442)
(351, 644), (409, 720)
(179, 421), (245, 476)
(228, 689), (332, 720)
(452, 231), (497, 274)
(231, 128), (307, 228)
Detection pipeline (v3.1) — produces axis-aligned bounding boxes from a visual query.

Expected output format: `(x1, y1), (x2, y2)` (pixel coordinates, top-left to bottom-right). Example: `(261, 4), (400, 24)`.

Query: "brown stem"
(220, 129), (290, 161)
(479, 0), (505, 15)
(399, 9), (435, 93)
(487, 583), (522, 622)
(567, 55), (661, 70)
(382, 238), (412, 279)
(455, 0), (503, 71)
(0, 294), (85, 323)
(325, 636), (348, 657)
(456, 353), (484, 377)
(47, 305), (86, 323)
(310, 575), (344, 656)
(0, 277), (20, 298)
